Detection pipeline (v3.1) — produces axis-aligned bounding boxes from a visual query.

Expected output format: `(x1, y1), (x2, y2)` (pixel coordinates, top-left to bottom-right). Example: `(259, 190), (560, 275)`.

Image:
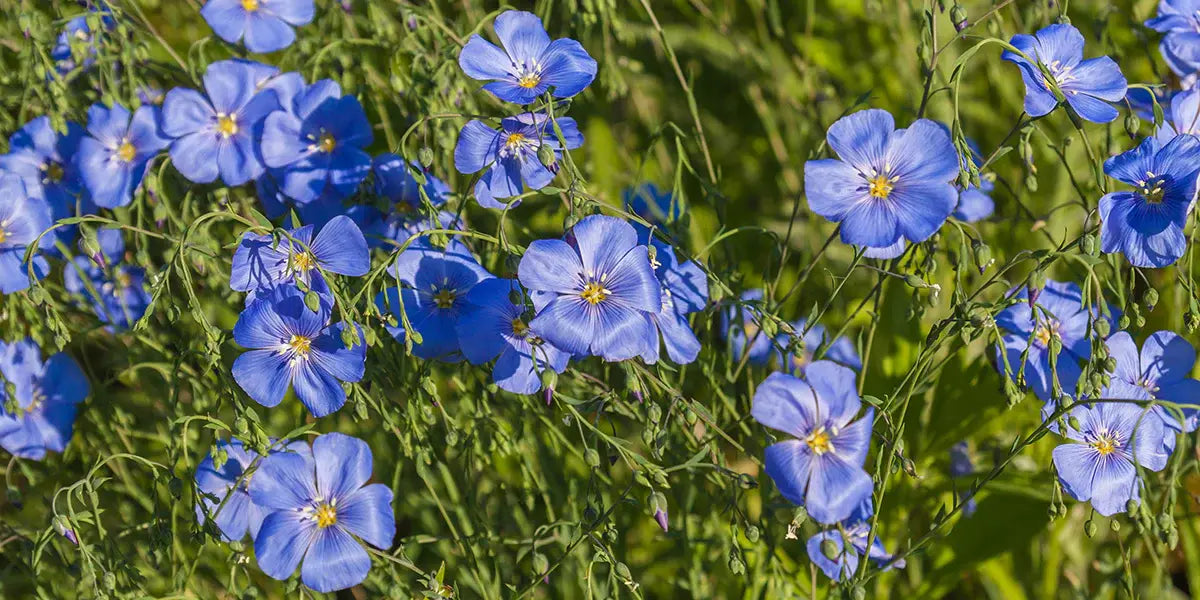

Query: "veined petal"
(518, 238), (584, 294)
(528, 295), (596, 356)
(805, 454), (874, 525)
(255, 511), (318, 581)
(805, 158), (868, 221)
(459, 35), (513, 81)
(310, 216), (369, 276)
(300, 527), (371, 593)
(494, 10), (551, 65)
(250, 451), (317, 511)
(826, 109), (893, 173)
(232, 349), (292, 408)
(751, 372), (819, 437)
(293, 359), (347, 418)
(313, 432), (373, 501)
(337, 483), (395, 549)
(763, 440), (813, 506)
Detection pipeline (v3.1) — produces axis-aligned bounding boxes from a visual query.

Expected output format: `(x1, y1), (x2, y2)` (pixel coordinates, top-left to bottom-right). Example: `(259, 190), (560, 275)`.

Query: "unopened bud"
(950, 5), (968, 31)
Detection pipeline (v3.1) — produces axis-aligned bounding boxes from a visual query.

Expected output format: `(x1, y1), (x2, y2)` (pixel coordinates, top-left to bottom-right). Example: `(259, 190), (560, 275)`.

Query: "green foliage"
(0, 1), (1196, 599)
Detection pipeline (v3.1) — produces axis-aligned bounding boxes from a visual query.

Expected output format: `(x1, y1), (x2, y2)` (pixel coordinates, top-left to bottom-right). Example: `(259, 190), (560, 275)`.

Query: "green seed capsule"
(821, 538), (839, 560)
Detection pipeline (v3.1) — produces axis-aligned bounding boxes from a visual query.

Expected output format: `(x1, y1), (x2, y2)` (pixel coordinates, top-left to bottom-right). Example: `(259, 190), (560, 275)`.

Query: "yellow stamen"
(0, 226), (7, 245)
(867, 174), (893, 199)
(581, 282), (608, 305)
(291, 251), (316, 272)
(1034, 325), (1054, 347)
(433, 288), (457, 309)
(505, 133), (526, 149)
(512, 318), (529, 336)
(1091, 435), (1118, 456)
(216, 114), (239, 138)
(44, 162), (64, 183)
(115, 140), (136, 163)
(313, 502), (337, 528)
(241, 0), (260, 11)
(318, 133), (337, 153)
(791, 352), (810, 371)
(288, 334), (312, 357)
(806, 428), (832, 455)
(518, 73), (541, 89)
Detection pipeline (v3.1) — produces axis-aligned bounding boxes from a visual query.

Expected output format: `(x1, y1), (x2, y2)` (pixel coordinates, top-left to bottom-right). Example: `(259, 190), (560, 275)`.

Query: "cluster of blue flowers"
(195, 433), (394, 593)
(997, 278), (1199, 516)
(9, 1), (1200, 592)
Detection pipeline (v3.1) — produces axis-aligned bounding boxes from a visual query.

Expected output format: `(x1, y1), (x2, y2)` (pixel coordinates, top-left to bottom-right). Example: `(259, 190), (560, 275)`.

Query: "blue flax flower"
(0, 339), (89, 460)
(518, 215), (661, 362)
(953, 140), (994, 223)
(454, 112), (583, 209)
(806, 505), (904, 581)
(64, 257), (151, 330)
(373, 153), (450, 208)
(349, 204), (463, 250)
(1146, 1), (1200, 77)
(948, 441), (977, 516)
(76, 103), (170, 209)
(230, 214), (369, 305)
(50, 12), (112, 74)
(231, 285), (365, 417)
(64, 230), (151, 330)
(352, 154), (456, 248)
(1127, 86), (1179, 123)
(640, 239), (708, 365)
(201, 0), (314, 54)
(250, 433), (395, 593)
(1154, 87), (1200, 143)
(625, 183), (682, 237)
(805, 109), (959, 253)
(1001, 24), (1127, 123)
(0, 176), (52, 294)
(1102, 331), (1200, 449)
(456, 278), (571, 394)
(720, 289), (773, 366)
(195, 438), (276, 541)
(0, 116), (84, 230)
(775, 319), (861, 377)
(376, 239), (494, 361)
(995, 280), (1101, 403)
(1099, 134), (1200, 268)
(162, 59), (283, 186)
(458, 10), (597, 105)
(261, 80), (373, 203)
(1053, 402), (1168, 516)
(751, 363), (875, 524)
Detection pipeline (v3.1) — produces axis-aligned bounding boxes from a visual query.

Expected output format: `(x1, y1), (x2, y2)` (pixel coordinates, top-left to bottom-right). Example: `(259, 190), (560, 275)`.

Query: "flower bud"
(1124, 111), (1140, 138)
(1080, 234), (1097, 256)
(820, 538), (840, 560)
(537, 144), (556, 168)
(792, 506), (808, 526)
(654, 508), (669, 532)
(584, 448), (600, 467)
(950, 5), (968, 31)
(1144, 288), (1159, 311)
(615, 562), (631, 580)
